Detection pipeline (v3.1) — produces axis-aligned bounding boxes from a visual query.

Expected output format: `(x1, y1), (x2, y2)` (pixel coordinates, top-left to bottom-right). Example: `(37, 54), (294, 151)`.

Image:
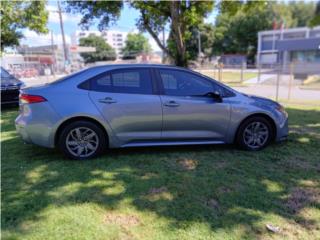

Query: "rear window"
(0, 67), (11, 79)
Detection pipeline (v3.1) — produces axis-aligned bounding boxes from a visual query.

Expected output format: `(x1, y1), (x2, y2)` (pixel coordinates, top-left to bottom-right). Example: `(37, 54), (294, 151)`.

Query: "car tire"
(236, 116), (273, 151)
(58, 120), (107, 160)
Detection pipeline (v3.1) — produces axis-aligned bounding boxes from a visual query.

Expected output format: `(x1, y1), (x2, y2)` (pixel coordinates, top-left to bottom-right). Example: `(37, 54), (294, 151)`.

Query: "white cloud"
(46, 4), (81, 24)
(21, 29), (71, 46)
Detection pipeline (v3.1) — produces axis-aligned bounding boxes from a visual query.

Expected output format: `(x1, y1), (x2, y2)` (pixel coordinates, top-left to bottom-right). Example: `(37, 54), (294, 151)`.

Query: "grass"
(196, 70), (258, 86)
(1, 105), (320, 240)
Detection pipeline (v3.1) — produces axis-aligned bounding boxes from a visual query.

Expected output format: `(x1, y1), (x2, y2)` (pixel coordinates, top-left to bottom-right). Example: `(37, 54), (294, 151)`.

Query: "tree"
(66, 1), (214, 67)
(0, 0), (49, 51)
(212, 5), (272, 62)
(309, 1), (320, 27)
(79, 34), (116, 63)
(178, 23), (215, 61)
(211, 1), (317, 63)
(121, 33), (152, 59)
(289, 1), (316, 27)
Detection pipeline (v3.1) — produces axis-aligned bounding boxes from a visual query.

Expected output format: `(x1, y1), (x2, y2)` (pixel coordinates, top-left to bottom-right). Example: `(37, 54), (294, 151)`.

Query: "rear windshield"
(48, 68), (90, 85)
(0, 67), (11, 78)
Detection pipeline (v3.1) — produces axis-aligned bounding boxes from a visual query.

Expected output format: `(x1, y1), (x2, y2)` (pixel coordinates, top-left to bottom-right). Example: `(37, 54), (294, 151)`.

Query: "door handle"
(164, 100), (180, 107)
(98, 97), (117, 104)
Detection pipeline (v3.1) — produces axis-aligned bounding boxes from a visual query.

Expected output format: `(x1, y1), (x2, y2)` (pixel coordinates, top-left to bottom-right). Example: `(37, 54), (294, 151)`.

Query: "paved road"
(234, 85), (320, 102)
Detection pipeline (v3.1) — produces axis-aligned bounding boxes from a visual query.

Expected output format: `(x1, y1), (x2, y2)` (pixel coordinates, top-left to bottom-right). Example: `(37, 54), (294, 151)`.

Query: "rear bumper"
(1, 89), (19, 104)
(15, 102), (60, 148)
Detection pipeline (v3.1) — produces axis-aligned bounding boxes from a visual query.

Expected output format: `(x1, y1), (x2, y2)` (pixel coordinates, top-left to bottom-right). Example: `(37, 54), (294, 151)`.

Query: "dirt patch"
(285, 187), (320, 214)
(148, 186), (168, 194)
(104, 213), (140, 227)
(177, 158), (198, 170)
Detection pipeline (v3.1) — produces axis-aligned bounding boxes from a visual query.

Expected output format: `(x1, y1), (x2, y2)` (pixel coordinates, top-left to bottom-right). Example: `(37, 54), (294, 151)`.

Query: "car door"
(156, 68), (231, 141)
(89, 68), (162, 145)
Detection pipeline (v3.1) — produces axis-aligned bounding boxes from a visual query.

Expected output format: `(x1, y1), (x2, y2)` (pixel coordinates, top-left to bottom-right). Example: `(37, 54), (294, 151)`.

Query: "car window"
(1, 67), (11, 79)
(159, 69), (213, 96)
(91, 69), (153, 94)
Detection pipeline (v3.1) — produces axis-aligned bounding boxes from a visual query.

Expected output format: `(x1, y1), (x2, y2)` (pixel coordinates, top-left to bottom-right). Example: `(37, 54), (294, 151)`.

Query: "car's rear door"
(156, 68), (231, 141)
(89, 67), (162, 145)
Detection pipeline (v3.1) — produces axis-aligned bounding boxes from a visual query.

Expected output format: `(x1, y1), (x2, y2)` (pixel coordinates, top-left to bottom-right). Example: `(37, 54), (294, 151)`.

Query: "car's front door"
(89, 68), (162, 145)
(156, 68), (231, 141)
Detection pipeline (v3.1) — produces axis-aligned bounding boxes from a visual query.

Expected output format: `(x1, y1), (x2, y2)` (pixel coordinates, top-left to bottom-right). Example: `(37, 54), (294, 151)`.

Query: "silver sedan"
(15, 64), (288, 160)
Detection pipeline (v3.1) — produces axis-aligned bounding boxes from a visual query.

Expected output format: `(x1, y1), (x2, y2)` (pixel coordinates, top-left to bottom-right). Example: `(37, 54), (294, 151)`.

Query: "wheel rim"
(66, 127), (99, 158)
(243, 121), (269, 149)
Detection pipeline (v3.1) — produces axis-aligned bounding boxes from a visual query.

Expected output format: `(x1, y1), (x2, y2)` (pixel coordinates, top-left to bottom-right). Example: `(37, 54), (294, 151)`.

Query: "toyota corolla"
(15, 64), (288, 160)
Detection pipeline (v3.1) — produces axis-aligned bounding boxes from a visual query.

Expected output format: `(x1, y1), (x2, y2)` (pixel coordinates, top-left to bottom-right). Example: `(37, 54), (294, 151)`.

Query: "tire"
(236, 116), (273, 151)
(58, 120), (107, 160)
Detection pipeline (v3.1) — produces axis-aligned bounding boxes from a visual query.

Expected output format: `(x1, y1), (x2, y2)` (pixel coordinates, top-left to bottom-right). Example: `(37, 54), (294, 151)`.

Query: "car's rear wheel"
(236, 116), (273, 151)
(58, 121), (107, 160)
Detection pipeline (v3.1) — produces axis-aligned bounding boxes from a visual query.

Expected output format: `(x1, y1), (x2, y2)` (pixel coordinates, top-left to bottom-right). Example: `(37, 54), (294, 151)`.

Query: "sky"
(21, 1), (217, 52)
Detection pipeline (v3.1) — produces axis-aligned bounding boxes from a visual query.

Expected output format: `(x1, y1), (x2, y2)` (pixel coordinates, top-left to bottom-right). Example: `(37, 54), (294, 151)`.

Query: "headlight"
(276, 104), (287, 115)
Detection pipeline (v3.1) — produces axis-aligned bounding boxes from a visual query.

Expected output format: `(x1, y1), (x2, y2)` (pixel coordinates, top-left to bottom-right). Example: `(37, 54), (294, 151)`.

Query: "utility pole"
(162, 28), (166, 63)
(51, 31), (56, 76)
(57, 0), (68, 70)
(198, 30), (201, 57)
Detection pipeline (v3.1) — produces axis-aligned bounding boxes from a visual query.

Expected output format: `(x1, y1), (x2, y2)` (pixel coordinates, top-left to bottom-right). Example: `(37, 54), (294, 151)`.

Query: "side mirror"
(211, 91), (223, 103)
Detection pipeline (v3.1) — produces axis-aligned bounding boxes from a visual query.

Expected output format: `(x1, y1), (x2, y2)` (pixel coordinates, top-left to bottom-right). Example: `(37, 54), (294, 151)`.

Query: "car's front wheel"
(236, 116), (273, 151)
(58, 120), (107, 160)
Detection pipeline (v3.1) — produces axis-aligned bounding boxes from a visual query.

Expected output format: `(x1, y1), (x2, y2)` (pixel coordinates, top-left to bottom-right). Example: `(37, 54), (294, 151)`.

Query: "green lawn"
(1, 105), (320, 240)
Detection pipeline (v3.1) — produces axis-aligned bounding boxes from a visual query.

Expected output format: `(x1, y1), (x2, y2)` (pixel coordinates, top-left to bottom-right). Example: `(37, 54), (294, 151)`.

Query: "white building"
(72, 30), (128, 58)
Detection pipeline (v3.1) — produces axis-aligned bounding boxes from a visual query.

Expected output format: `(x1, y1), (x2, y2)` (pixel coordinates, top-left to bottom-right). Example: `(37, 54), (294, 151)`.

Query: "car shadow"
(1, 107), (320, 239)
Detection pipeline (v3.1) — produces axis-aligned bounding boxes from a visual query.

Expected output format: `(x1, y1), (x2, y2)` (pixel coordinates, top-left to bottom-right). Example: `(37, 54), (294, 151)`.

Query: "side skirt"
(120, 140), (225, 148)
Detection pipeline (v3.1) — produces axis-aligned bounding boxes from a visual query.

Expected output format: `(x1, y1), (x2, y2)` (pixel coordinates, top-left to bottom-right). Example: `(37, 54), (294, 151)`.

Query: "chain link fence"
(1, 51), (319, 105)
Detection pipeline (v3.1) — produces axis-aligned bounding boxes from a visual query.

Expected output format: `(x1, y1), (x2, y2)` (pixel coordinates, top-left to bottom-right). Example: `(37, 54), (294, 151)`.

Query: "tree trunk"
(169, 1), (187, 67)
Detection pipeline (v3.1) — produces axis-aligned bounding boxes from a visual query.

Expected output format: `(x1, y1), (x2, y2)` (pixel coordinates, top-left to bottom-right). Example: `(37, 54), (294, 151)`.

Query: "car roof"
(90, 64), (189, 71)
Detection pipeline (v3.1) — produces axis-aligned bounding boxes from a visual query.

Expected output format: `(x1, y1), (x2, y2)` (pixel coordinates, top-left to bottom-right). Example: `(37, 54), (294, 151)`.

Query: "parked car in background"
(1, 67), (23, 105)
(15, 64), (288, 160)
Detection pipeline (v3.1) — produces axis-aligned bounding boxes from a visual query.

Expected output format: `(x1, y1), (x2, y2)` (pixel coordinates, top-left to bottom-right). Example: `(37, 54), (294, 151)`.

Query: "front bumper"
(276, 118), (289, 142)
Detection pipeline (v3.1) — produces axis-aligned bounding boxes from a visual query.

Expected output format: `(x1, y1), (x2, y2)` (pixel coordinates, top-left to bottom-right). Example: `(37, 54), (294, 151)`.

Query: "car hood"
(242, 93), (280, 107)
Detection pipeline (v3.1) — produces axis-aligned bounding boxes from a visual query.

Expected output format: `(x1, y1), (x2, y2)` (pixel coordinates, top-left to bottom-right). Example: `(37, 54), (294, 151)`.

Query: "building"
(72, 30), (128, 58)
(257, 26), (320, 74)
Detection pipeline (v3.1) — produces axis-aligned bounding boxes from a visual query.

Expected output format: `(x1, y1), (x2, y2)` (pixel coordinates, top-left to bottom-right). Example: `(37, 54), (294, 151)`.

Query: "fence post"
(257, 64), (261, 83)
(240, 62), (244, 83)
(275, 65), (281, 101)
(218, 65), (221, 82)
(288, 62), (294, 100)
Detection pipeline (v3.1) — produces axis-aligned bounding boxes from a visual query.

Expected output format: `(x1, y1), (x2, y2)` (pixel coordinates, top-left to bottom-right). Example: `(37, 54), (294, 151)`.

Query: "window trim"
(78, 67), (158, 95)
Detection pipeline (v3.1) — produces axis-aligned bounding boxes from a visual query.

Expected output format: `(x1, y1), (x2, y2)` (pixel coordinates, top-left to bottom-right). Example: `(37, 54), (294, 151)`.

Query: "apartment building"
(257, 26), (320, 73)
(72, 30), (128, 58)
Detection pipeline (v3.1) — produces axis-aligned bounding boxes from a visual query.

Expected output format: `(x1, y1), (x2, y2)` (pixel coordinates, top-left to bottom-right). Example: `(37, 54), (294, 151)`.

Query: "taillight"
(20, 94), (47, 104)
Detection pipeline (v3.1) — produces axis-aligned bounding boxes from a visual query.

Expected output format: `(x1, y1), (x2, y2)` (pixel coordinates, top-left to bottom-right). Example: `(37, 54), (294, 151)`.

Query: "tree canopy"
(211, 1), (317, 63)
(79, 34), (116, 63)
(0, 0), (49, 51)
(66, 0), (214, 67)
(121, 33), (152, 60)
